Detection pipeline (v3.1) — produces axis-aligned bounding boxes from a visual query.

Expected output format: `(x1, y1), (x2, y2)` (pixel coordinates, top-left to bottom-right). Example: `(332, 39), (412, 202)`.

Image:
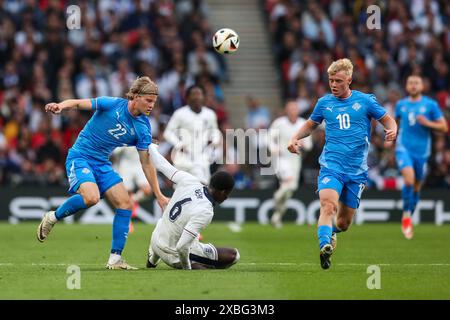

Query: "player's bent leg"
(215, 247), (240, 269)
(37, 182), (99, 243)
(317, 189), (339, 270)
(271, 179), (295, 229)
(400, 167), (415, 239)
(146, 246), (160, 268)
(104, 183), (137, 270)
(332, 203), (357, 251)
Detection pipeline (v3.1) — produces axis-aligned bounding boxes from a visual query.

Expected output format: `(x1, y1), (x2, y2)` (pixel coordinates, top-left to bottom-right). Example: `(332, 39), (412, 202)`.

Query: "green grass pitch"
(1, 222), (449, 299)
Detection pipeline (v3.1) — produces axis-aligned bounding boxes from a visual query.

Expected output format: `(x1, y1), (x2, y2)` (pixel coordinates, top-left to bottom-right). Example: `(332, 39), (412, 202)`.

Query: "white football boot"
(37, 211), (57, 242)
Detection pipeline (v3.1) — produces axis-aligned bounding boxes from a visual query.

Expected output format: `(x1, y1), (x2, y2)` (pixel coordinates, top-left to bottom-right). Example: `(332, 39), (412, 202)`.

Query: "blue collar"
(203, 186), (216, 206)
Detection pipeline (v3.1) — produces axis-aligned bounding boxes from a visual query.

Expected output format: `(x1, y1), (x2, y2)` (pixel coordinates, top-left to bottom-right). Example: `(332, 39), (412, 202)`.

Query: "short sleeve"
(136, 130), (152, 151)
(309, 99), (324, 124)
(367, 94), (387, 120)
(91, 96), (121, 111)
(429, 100), (443, 121)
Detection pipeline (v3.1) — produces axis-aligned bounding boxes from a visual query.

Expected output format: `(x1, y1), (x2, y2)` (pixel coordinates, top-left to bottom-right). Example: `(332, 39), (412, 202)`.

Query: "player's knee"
(336, 218), (352, 231)
(83, 193), (100, 207)
(321, 201), (337, 217)
(231, 248), (240, 265)
(216, 248), (240, 269)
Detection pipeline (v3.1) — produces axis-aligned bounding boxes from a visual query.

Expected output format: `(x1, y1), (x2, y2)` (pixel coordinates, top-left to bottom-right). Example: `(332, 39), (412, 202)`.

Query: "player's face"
(187, 88), (205, 109)
(328, 71), (351, 98)
(136, 94), (157, 115)
(285, 102), (299, 120)
(406, 76), (423, 97)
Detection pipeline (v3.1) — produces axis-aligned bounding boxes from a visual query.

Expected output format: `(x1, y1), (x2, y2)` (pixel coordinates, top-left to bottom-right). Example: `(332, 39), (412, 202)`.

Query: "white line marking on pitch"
(1, 262), (450, 267)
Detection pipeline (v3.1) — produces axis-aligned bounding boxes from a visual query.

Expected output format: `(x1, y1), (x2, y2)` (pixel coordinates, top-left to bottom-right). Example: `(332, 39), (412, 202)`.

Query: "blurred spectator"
(265, 0), (450, 189)
(0, 0), (226, 187)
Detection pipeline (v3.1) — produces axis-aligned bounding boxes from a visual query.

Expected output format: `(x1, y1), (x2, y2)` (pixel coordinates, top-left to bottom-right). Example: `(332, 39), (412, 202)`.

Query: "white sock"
(108, 253), (121, 265)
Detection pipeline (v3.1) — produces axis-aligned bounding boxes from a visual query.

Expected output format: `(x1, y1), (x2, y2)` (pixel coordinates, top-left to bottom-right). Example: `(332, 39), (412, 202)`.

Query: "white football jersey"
(152, 171), (214, 253)
(269, 116), (313, 160)
(163, 106), (220, 166)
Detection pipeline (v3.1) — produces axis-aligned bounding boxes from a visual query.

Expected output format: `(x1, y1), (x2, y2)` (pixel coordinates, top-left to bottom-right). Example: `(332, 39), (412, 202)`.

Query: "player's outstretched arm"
(44, 99), (92, 114)
(139, 148), (169, 210)
(287, 119), (318, 154)
(148, 144), (179, 179)
(378, 114), (397, 141)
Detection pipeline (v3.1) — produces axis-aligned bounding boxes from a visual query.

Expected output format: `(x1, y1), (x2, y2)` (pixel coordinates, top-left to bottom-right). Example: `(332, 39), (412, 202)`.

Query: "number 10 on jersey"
(336, 113), (351, 129)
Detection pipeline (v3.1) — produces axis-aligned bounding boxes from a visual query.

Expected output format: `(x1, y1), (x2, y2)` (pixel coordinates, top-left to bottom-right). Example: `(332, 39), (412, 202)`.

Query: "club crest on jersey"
(195, 189), (203, 199)
(82, 168), (90, 174)
(419, 106), (426, 113)
(130, 128), (135, 135)
(352, 103), (362, 111)
(321, 177), (330, 184)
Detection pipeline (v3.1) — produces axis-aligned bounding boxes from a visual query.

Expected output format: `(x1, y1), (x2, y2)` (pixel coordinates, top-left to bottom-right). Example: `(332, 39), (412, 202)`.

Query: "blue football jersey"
(310, 90), (387, 175)
(71, 96), (152, 162)
(395, 96), (443, 158)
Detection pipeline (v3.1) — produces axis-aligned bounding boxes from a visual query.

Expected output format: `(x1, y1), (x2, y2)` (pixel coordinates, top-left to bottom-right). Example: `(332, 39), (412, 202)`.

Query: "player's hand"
(45, 102), (62, 114)
(416, 115), (430, 127)
(287, 139), (302, 155)
(384, 128), (397, 141)
(157, 195), (170, 211)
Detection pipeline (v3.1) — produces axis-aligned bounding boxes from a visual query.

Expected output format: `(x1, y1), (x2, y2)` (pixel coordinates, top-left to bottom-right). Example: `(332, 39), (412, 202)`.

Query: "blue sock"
(111, 209), (132, 255)
(411, 191), (420, 215)
(332, 225), (342, 234)
(318, 225), (332, 249)
(402, 185), (413, 212)
(55, 194), (87, 220)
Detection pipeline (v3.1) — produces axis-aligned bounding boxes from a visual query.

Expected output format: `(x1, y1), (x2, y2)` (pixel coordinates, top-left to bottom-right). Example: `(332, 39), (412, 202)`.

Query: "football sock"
(332, 224), (342, 234)
(111, 209), (132, 255)
(318, 225), (332, 249)
(402, 185), (413, 215)
(55, 194), (87, 220)
(108, 253), (122, 265)
(411, 191), (420, 215)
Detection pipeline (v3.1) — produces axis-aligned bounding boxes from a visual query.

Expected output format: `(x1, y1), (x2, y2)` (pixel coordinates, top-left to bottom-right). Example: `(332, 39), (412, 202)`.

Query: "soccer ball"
(213, 28), (239, 55)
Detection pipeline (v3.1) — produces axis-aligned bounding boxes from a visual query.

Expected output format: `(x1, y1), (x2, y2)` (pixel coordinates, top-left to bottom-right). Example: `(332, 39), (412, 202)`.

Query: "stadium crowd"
(265, 0), (450, 189)
(0, 0), (449, 190)
(0, 0), (231, 187)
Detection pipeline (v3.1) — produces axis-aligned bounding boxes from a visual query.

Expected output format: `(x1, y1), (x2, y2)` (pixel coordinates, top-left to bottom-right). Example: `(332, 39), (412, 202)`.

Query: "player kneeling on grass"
(146, 144), (240, 270)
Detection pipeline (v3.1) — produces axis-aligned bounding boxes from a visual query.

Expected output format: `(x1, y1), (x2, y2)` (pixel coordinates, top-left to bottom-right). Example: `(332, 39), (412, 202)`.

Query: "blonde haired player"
(163, 85), (221, 184)
(269, 100), (313, 228)
(288, 58), (397, 269)
(146, 144), (239, 270)
(38, 76), (169, 270)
